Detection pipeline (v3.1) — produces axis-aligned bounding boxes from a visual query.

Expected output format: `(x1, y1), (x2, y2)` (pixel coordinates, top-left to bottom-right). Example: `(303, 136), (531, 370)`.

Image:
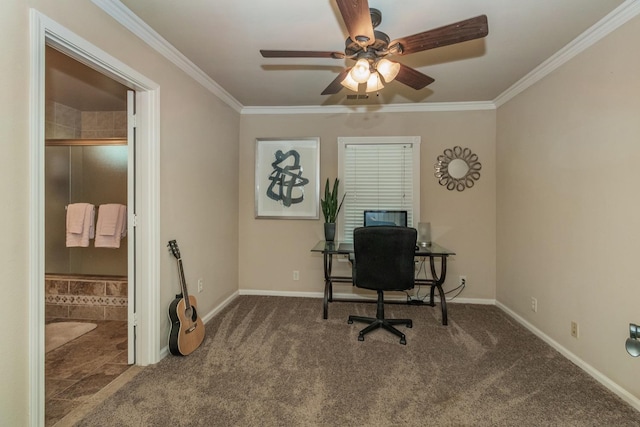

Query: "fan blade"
(261, 50), (345, 59)
(336, 0), (375, 47)
(392, 15), (488, 56)
(321, 68), (351, 95)
(394, 64), (435, 90)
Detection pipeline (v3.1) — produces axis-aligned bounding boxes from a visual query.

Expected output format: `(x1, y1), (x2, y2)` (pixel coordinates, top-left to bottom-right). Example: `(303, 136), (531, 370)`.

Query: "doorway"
(30, 10), (161, 427)
(44, 45), (132, 424)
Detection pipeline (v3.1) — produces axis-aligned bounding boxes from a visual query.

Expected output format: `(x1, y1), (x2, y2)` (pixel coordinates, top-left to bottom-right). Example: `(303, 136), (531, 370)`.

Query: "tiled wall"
(46, 101), (81, 138)
(45, 275), (127, 321)
(80, 110), (127, 138)
(45, 101), (126, 139)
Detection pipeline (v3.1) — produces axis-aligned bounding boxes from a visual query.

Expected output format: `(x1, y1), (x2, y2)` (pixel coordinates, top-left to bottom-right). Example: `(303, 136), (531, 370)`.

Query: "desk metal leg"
(323, 253), (333, 319)
(434, 283), (447, 326)
(429, 256), (449, 326)
(323, 282), (329, 319)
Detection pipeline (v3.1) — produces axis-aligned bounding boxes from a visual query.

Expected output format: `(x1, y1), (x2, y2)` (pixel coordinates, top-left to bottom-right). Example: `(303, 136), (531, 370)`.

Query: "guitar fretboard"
(176, 257), (192, 311)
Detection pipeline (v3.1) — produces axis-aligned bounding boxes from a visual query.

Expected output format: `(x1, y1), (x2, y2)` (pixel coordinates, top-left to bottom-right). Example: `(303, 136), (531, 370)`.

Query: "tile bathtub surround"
(45, 101), (126, 139)
(80, 110), (127, 138)
(45, 275), (127, 321)
(46, 100), (81, 139)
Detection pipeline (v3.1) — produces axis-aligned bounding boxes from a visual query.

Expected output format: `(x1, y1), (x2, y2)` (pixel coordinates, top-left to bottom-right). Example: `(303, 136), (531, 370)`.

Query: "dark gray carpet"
(77, 296), (640, 426)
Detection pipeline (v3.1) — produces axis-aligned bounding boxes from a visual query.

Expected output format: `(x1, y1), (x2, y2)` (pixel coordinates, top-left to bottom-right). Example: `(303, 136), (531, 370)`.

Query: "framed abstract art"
(255, 137), (320, 219)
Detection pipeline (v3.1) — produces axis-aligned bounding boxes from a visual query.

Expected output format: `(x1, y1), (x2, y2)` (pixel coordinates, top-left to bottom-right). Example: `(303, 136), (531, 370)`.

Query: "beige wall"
(1, 1), (30, 423)
(239, 111), (497, 301)
(0, 1), (239, 424)
(4, 1), (637, 424)
(496, 15), (640, 400)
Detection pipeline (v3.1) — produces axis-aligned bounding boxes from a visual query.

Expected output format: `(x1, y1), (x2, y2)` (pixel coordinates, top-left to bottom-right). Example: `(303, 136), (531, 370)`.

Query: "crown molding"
(93, 0), (640, 116)
(241, 101), (496, 115)
(90, 1), (496, 115)
(91, 0), (243, 113)
(493, 0), (640, 108)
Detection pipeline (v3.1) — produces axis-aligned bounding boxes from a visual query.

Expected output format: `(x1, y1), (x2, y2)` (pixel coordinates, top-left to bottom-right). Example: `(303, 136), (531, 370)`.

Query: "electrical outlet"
(197, 278), (203, 293)
(293, 270), (300, 281)
(459, 275), (467, 287)
(571, 321), (579, 338)
(531, 297), (537, 313)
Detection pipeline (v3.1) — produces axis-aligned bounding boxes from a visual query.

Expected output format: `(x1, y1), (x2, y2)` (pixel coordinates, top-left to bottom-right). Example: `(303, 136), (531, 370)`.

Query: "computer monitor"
(363, 210), (408, 227)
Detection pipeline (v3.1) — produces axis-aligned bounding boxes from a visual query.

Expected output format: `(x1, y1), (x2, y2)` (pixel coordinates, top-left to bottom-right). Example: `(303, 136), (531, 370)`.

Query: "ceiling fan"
(260, 0), (488, 96)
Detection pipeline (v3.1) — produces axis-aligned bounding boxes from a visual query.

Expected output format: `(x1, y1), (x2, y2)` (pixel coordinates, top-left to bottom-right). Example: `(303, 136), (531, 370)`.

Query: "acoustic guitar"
(167, 240), (205, 356)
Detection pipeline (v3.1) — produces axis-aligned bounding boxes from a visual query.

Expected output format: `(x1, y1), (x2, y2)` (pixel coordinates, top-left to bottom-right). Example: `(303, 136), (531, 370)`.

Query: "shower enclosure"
(45, 138), (128, 321)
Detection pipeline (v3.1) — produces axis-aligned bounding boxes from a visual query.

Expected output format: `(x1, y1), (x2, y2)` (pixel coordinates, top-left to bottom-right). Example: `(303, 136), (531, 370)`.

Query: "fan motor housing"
(345, 30), (390, 56)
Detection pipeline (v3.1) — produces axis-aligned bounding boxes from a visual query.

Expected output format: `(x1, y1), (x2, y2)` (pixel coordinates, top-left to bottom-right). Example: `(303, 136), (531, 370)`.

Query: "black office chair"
(348, 226), (417, 345)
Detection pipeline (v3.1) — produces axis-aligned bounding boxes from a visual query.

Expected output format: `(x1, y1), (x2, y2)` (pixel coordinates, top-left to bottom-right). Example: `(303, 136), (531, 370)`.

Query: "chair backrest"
(353, 226), (417, 292)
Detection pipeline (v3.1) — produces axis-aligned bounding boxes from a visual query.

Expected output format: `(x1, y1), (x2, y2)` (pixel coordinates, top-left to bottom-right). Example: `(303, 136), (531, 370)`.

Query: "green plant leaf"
(320, 177), (344, 223)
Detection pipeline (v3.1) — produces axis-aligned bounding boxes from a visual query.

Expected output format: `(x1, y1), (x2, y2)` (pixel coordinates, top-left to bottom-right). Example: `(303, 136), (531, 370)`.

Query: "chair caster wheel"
(348, 319), (353, 324)
(400, 336), (406, 345)
(358, 335), (364, 341)
(407, 321), (413, 328)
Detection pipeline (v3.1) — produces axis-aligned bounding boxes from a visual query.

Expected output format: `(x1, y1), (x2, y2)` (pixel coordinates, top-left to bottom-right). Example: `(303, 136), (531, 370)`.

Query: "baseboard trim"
(200, 291), (240, 324)
(496, 301), (640, 412)
(238, 289), (496, 304)
(239, 289), (325, 299)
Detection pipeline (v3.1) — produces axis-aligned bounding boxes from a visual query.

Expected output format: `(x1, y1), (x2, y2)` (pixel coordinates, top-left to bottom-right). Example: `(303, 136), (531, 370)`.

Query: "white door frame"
(127, 89), (136, 364)
(29, 10), (161, 426)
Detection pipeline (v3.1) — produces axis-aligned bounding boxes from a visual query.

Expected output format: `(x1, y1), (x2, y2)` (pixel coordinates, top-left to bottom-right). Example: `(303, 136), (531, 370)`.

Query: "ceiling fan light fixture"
(261, 7), (489, 97)
(365, 72), (384, 93)
(376, 58), (400, 83)
(350, 58), (371, 83)
(340, 72), (360, 92)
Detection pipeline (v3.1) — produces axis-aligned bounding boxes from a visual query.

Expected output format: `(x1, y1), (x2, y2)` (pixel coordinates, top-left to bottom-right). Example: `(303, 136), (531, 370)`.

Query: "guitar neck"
(177, 258), (192, 310)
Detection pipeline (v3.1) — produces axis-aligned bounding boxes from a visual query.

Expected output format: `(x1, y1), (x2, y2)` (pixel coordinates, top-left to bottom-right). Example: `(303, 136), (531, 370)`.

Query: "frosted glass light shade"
(350, 58), (371, 83)
(365, 73), (384, 92)
(417, 222), (431, 246)
(340, 72), (360, 92)
(376, 58), (400, 82)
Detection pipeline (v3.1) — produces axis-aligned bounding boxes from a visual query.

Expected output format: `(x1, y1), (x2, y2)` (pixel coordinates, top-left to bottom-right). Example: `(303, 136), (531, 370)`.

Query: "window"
(338, 136), (421, 242)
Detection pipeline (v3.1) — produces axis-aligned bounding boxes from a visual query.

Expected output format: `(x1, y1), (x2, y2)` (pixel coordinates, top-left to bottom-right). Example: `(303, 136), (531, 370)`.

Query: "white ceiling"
(113, 0), (626, 108)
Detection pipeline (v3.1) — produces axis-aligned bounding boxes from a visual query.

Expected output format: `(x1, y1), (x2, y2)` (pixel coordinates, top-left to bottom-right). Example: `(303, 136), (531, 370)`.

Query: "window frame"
(337, 136), (421, 242)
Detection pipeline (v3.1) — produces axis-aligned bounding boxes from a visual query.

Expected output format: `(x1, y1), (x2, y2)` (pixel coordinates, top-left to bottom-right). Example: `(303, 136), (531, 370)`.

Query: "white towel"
(95, 204), (127, 248)
(66, 203), (87, 234)
(66, 204), (95, 247)
(97, 204), (121, 236)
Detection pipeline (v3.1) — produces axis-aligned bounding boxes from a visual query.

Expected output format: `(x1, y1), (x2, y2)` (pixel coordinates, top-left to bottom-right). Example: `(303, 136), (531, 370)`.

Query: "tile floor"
(45, 319), (130, 427)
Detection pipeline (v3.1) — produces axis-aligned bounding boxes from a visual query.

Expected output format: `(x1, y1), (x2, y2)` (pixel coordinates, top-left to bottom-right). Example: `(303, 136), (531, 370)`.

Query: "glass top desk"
(311, 241), (456, 325)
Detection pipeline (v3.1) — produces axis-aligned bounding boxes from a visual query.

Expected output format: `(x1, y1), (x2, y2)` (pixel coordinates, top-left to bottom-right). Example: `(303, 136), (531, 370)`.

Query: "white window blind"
(338, 137), (420, 243)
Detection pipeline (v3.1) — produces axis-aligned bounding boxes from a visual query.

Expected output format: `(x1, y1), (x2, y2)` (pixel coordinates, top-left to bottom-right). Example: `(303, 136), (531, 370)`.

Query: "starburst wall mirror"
(434, 146), (481, 191)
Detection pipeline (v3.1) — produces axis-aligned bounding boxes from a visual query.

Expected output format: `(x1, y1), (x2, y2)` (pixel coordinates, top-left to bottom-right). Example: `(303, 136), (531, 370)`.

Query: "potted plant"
(320, 178), (346, 241)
